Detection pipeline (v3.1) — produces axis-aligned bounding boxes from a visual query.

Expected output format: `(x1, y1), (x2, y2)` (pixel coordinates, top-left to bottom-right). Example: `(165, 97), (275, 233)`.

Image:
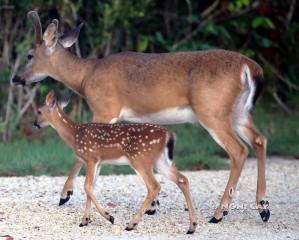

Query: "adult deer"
(34, 90), (197, 233)
(12, 11), (270, 223)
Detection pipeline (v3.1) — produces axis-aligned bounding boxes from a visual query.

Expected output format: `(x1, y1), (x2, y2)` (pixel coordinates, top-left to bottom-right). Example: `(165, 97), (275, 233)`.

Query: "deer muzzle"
(12, 75), (26, 86)
(33, 120), (41, 129)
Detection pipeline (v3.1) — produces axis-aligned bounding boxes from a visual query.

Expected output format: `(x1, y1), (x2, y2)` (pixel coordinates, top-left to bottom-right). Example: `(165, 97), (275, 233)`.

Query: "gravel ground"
(0, 157), (299, 240)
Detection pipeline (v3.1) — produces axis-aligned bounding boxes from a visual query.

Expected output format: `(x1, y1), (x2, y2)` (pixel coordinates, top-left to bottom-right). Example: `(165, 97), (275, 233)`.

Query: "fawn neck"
(48, 45), (98, 96)
(51, 106), (79, 148)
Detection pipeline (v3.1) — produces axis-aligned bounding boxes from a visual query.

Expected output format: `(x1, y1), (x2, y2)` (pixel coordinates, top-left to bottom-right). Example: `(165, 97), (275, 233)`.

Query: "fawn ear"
(43, 19), (59, 54)
(46, 90), (56, 110)
(59, 23), (84, 48)
(59, 92), (72, 109)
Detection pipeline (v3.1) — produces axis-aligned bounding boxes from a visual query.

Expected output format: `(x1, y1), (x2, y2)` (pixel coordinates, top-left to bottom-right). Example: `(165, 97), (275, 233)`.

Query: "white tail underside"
(233, 64), (256, 146)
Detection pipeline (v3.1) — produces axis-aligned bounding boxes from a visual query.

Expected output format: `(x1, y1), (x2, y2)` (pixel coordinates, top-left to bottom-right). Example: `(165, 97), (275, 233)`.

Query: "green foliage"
(228, 0), (251, 12)
(251, 16), (275, 29)
(0, 134), (74, 176)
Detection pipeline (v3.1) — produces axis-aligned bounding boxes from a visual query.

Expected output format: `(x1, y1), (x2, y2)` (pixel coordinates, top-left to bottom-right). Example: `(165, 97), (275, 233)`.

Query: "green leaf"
(138, 36), (150, 52)
(155, 32), (165, 45)
(205, 23), (217, 34)
(252, 17), (275, 29)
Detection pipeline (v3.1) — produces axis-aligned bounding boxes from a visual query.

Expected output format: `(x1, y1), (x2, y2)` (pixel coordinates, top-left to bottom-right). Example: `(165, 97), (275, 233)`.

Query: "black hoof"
(79, 217), (90, 227)
(125, 223), (137, 231)
(223, 210), (228, 216)
(186, 229), (195, 234)
(145, 200), (159, 215)
(186, 222), (197, 234)
(105, 212), (114, 224)
(209, 216), (223, 224)
(260, 209), (270, 222)
(109, 215), (115, 224)
(259, 200), (270, 222)
(185, 207), (189, 211)
(125, 226), (134, 231)
(145, 209), (156, 215)
(59, 190), (73, 206)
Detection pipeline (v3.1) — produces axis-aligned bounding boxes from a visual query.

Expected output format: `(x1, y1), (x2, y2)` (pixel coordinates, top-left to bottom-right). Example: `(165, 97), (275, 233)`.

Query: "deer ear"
(59, 92), (72, 109)
(43, 19), (59, 53)
(59, 23), (84, 48)
(46, 90), (56, 110)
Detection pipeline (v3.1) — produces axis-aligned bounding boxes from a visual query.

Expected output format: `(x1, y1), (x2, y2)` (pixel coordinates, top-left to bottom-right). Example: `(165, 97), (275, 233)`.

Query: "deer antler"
(27, 11), (43, 44)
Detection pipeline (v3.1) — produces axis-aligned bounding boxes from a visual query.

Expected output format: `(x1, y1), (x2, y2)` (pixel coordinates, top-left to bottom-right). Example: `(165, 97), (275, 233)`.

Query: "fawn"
(34, 90), (197, 234)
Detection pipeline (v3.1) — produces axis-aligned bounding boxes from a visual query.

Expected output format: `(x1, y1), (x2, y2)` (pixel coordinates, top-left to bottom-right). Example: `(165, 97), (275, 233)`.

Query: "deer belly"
(101, 156), (130, 165)
(119, 106), (198, 124)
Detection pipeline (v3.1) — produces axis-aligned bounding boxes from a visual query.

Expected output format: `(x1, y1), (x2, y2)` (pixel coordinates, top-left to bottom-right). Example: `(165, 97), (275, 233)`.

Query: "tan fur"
(14, 11), (268, 222)
(35, 91), (197, 233)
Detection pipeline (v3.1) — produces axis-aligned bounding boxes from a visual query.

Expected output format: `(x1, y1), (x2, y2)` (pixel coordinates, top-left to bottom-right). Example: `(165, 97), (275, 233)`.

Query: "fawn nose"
(12, 75), (25, 86)
(33, 120), (41, 129)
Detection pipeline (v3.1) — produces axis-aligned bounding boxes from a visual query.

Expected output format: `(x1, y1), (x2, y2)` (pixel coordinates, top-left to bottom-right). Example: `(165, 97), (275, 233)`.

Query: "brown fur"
(35, 91), (197, 233)
(13, 11), (268, 223)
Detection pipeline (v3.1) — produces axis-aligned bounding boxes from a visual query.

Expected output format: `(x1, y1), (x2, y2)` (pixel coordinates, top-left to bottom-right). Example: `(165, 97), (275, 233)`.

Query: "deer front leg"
(79, 196), (92, 227)
(79, 165), (101, 227)
(59, 160), (83, 205)
(84, 161), (114, 225)
(59, 112), (118, 206)
(126, 164), (161, 231)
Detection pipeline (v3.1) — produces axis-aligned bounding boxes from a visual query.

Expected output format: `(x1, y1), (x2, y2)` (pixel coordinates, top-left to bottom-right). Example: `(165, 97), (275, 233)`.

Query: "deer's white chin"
(35, 121), (50, 128)
(27, 72), (48, 83)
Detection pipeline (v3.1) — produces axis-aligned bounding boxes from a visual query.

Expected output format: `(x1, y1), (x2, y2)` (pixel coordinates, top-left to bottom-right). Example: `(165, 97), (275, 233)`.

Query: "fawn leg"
(79, 164), (101, 227)
(126, 162), (160, 231)
(84, 161), (114, 225)
(155, 156), (197, 234)
(59, 160), (83, 206)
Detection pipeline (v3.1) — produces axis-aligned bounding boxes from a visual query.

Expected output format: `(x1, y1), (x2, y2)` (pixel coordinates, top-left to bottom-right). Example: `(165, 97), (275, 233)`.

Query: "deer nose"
(12, 75), (25, 86)
(33, 120), (41, 129)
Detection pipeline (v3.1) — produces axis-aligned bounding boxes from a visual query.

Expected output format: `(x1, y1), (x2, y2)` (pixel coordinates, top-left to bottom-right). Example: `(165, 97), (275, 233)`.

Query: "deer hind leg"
(83, 161), (114, 226)
(155, 153), (197, 234)
(234, 114), (270, 222)
(126, 162), (161, 231)
(197, 118), (248, 223)
(59, 160), (83, 206)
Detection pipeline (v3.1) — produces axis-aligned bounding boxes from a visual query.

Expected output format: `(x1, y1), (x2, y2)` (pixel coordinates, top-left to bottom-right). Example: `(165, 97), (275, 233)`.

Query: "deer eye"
(37, 110), (41, 115)
(27, 54), (34, 60)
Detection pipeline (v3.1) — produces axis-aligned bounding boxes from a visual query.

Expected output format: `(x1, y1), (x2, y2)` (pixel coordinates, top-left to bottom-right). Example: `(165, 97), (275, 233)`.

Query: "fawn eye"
(37, 110), (41, 115)
(27, 54), (34, 60)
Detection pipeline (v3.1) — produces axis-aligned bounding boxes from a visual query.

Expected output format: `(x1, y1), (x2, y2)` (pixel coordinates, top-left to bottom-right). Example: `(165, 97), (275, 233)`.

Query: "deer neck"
(51, 107), (78, 148)
(48, 45), (97, 96)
